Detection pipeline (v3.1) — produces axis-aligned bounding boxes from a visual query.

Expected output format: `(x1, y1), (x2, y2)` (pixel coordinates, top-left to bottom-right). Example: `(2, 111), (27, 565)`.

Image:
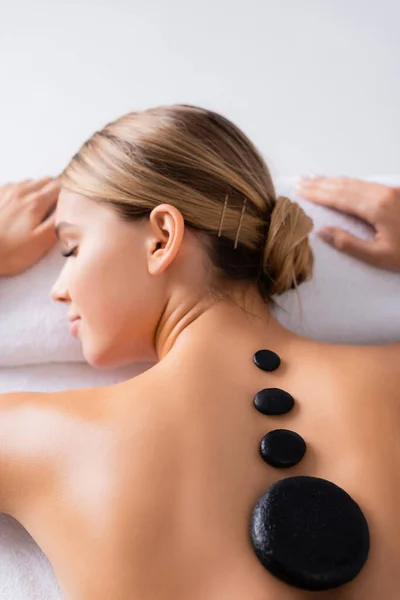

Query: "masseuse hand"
(0, 177), (60, 276)
(295, 177), (400, 272)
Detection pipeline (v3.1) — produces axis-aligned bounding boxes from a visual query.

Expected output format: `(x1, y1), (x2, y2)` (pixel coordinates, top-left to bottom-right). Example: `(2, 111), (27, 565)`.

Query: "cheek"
(77, 258), (161, 368)
(74, 252), (151, 329)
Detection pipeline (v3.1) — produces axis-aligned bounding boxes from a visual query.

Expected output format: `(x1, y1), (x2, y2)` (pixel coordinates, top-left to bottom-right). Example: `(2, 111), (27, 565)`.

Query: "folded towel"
(1, 175), (399, 369)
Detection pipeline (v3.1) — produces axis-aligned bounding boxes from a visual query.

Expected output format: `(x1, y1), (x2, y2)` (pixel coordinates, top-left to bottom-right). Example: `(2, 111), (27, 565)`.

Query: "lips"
(69, 317), (81, 337)
(68, 315), (80, 323)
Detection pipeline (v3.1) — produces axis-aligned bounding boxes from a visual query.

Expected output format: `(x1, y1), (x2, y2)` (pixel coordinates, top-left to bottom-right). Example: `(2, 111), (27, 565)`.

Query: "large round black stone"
(253, 350), (281, 372)
(254, 388), (294, 416)
(260, 429), (306, 468)
(250, 476), (370, 591)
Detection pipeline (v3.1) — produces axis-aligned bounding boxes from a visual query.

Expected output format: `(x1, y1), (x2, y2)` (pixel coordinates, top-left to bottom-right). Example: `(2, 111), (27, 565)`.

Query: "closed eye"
(61, 247), (77, 258)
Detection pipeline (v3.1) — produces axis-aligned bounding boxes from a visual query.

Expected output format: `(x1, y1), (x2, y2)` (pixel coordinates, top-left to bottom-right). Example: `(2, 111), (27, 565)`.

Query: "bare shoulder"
(0, 390), (51, 516)
(293, 339), (400, 404)
(368, 341), (400, 394)
(315, 340), (400, 396)
(350, 341), (400, 382)
(0, 387), (102, 520)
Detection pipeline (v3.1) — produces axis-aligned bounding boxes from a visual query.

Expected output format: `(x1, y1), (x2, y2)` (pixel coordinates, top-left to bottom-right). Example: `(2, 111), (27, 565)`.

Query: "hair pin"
(218, 193), (247, 249)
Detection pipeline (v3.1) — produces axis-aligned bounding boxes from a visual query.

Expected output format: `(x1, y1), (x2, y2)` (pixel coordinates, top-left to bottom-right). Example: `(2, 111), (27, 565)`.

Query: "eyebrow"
(55, 222), (77, 239)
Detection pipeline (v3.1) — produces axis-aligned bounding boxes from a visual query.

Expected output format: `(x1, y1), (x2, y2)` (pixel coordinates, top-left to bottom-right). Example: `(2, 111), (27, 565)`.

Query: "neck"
(156, 287), (296, 364)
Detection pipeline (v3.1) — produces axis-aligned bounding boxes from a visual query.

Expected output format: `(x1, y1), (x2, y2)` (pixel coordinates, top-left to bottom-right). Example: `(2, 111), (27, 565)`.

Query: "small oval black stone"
(253, 350), (281, 372)
(260, 429), (306, 468)
(250, 476), (370, 591)
(254, 388), (294, 416)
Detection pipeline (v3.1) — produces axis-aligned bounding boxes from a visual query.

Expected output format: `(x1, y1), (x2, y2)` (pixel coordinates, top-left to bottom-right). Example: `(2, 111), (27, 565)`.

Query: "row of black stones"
(249, 349), (370, 592)
(253, 350), (306, 468)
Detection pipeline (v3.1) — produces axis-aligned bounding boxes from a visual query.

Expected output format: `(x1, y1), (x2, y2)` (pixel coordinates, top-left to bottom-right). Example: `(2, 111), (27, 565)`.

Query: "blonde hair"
(60, 104), (314, 306)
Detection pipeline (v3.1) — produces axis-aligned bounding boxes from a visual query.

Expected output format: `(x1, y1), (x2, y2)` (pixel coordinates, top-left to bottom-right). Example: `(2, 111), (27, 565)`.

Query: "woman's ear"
(147, 204), (185, 276)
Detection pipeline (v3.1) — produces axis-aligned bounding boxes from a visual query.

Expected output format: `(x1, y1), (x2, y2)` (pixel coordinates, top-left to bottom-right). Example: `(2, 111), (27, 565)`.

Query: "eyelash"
(61, 247), (77, 258)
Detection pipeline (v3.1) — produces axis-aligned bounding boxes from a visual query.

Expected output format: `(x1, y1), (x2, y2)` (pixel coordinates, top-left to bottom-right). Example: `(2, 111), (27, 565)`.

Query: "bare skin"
(0, 176), (399, 599)
(3, 301), (400, 600)
(0, 177), (59, 276)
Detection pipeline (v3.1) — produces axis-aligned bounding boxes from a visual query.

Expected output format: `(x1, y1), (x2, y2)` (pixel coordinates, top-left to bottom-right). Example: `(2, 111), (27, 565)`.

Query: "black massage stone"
(253, 350), (281, 372)
(250, 476), (370, 591)
(260, 429), (306, 468)
(254, 388), (294, 416)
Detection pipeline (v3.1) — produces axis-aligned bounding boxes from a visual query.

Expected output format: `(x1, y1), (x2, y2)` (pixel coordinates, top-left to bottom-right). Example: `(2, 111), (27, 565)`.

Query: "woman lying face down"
(41, 104), (400, 600)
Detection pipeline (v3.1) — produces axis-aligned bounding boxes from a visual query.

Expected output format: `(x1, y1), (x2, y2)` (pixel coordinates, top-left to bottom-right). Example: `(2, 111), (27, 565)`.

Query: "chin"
(82, 346), (113, 370)
(83, 347), (134, 370)
(82, 332), (156, 369)
(85, 355), (121, 370)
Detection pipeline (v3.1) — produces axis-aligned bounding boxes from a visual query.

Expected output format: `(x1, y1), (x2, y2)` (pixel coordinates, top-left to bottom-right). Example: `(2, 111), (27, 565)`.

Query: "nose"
(49, 278), (70, 303)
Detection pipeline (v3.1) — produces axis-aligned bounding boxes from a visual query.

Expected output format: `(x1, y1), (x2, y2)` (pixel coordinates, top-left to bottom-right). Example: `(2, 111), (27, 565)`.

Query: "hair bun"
(261, 195), (314, 295)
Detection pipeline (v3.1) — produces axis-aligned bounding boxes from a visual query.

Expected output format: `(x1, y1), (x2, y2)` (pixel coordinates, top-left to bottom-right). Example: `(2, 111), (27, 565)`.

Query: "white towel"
(0, 247), (84, 367)
(272, 175), (400, 344)
(0, 512), (63, 600)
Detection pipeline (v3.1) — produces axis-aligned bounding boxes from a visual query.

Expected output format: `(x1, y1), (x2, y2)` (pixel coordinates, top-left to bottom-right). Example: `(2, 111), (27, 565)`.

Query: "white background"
(0, 0), (399, 183)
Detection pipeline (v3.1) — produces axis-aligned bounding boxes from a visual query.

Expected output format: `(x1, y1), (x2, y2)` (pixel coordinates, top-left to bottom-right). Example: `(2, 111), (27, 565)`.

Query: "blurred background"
(0, 0), (399, 184)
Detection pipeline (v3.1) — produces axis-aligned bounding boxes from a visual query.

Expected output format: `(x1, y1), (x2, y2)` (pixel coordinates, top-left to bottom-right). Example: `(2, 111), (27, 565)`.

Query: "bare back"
(10, 332), (400, 600)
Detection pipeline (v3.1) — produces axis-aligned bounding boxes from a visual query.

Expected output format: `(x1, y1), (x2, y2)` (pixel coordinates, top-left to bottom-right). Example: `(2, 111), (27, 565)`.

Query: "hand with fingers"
(295, 176), (400, 272)
(0, 176), (60, 276)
